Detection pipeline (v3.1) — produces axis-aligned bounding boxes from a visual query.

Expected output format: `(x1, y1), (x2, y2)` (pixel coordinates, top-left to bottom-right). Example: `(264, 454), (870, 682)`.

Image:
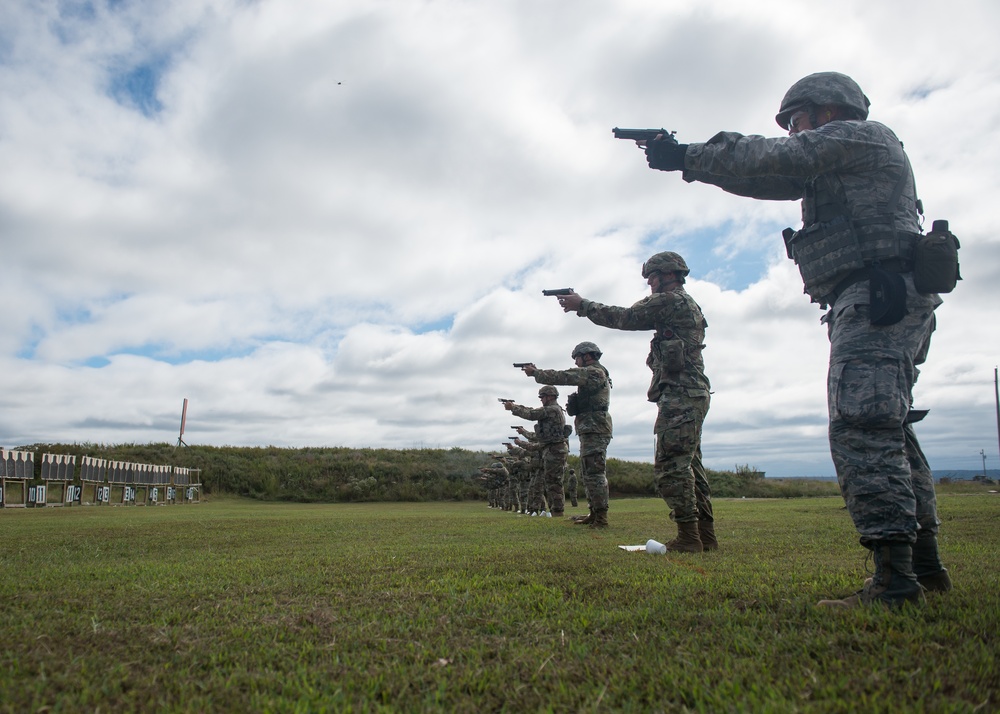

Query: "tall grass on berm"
(0, 494), (997, 712)
(23, 442), (864, 501)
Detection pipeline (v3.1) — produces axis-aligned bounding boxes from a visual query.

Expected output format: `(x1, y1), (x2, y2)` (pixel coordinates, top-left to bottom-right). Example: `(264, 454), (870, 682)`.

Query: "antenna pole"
(177, 398), (189, 447)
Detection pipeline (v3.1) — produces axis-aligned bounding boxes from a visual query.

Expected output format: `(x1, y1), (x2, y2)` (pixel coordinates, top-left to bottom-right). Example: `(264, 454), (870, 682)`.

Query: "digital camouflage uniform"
(565, 468), (578, 507)
(680, 94), (939, 545)
(480, 462), (509, 508)
(512, 451), (533, 513)
(497, 458), (517, 510)
(505, 458), (521, 512)
(509, 399), (569, 515)
(531, 363), (612, 514)
(576, 291), (712, 525)
(662, 72), (949, 603)
(504, 443), (534, 513)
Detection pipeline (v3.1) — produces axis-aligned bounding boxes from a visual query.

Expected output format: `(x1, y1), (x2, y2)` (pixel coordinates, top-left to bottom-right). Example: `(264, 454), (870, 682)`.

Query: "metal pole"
(995, 367), (1000, 473)
(177, 398), (189, 448)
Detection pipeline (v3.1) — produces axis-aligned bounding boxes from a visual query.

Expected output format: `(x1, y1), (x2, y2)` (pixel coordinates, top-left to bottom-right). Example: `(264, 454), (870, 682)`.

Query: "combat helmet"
(571, 341), (603, 360)
(642, 251), (690, 279)
(538, 385), (559, 398)
(775, 71), (870, 129)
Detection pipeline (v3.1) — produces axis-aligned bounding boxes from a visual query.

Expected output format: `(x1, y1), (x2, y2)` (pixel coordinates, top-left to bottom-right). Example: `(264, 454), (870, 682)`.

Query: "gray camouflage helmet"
(775, 72), (870, 129)
(571, 341), (603, 360)
(538, 385), (559, 398)
(641, 251), (689, 279)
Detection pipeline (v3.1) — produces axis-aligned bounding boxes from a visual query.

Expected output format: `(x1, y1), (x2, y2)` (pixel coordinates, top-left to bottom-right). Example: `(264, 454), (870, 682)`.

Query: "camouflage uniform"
(496, 457), (517, 510)
(565, 468), (578, 507)
(678, 82), (939, 547)
(480, 462), (509, 508)
(576, 289), (712, 524)
(531, 362), (612, 514)
(507, 462), (521, 510)
(509, 396), (568, 515)
(504, 444), (534, 513)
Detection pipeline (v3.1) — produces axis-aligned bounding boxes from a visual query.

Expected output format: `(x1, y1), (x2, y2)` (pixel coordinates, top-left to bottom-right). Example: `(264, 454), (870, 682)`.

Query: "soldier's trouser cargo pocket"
(829, 357), (908, 429)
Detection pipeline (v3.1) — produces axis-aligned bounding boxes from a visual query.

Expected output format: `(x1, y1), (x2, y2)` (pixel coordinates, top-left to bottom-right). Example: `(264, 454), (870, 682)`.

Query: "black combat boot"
(818, 541), (924, 609)
(913, 530), (952, 593)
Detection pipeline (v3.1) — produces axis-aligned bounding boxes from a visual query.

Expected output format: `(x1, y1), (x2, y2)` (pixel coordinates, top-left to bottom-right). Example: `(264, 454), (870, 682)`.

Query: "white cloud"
(1, 0), (998, 478)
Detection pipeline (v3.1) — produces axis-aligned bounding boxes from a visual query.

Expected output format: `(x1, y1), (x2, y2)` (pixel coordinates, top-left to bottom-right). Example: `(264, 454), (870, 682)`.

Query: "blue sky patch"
(109, 56), (168, 117)
(640, 223), (780, 291)
(414, 316), (454, 334)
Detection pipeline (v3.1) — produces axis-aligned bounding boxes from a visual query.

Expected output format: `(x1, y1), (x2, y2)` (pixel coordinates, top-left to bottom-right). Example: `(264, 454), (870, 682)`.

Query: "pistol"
(542, 288), (574, 296)
(497, 398), (514, 404)
(612, 127), (678, 144)
(512, 362), (533, 368)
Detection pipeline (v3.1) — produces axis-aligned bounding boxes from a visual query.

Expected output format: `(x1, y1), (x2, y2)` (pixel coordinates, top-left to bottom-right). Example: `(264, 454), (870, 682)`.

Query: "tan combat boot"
(572, 510), (594, 525)
(698, 520), (718, 551)
(664, 521), (703, 553)
(588, 509), (609, 528)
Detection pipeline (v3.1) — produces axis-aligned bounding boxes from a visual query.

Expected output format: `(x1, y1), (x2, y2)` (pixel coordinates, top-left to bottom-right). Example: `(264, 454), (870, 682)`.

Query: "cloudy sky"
(2, 0), (998, 477)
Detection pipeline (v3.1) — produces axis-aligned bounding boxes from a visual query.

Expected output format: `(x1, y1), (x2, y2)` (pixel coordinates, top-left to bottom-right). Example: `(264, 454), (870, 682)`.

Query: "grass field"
(1, 494), (997, 712)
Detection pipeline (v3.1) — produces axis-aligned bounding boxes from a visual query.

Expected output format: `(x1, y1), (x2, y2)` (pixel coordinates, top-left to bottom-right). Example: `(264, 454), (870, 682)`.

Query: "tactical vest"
(783, 159), (920, 305)
(537, 405), (567, 444)
(646, 294), (709, 402)
(572, 366), (611, 415)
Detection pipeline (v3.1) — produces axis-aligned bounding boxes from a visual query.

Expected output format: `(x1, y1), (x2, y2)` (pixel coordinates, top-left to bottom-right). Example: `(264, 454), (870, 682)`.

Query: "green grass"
(1, 495), (997, 712)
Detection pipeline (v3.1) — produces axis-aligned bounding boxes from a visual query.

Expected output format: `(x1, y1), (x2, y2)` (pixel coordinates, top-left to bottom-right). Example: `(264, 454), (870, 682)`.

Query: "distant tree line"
(17, 443), (843, 502)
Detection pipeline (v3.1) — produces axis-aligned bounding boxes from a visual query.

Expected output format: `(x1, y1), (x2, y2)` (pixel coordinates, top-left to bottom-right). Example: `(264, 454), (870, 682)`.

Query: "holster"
(869, 265), (908, 326)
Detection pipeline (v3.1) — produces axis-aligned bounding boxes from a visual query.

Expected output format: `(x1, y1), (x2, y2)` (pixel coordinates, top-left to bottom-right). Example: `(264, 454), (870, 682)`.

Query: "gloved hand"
(645, 138), (688, 172)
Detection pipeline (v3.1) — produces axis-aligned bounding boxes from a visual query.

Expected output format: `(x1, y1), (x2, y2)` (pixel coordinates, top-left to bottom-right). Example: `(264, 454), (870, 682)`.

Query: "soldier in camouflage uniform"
(565, 468), (578, 508)
(556, 253), (715, 550)
(640, 71), (949, 606)
(507, 427), (545, 513)
(511, 440), (534, 514)
(504, 386), (569, 517)
(479, 461), (509, 508)
(503, 440), (535, 514)
(494, 455), (517, 511)
(519, 342), (614, 528)
(506, 459), (521, 511)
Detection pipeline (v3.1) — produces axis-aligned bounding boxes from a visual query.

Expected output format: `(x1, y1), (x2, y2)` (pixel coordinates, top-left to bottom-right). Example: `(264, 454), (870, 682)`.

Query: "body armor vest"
(537, 406), (567, 444)
(573, 366), (611, 415)
(784, 160), (920, 304)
